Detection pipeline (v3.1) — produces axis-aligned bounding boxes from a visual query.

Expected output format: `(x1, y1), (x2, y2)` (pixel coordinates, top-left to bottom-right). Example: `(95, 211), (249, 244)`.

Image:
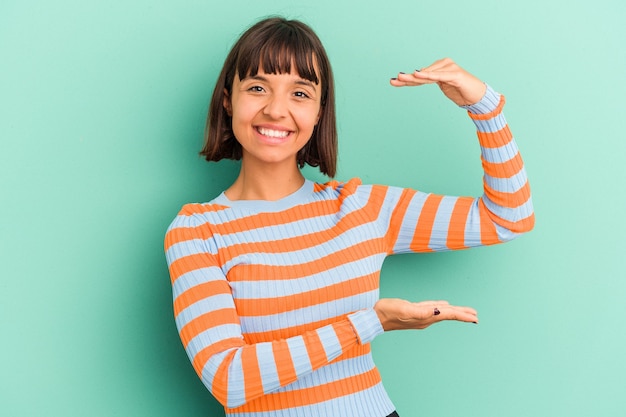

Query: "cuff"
(347, 308), (384, 345)
(460, 84), (501, 114)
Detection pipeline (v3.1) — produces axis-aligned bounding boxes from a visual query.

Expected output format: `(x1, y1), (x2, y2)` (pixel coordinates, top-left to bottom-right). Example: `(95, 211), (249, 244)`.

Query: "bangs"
(235, 24), (320, 84)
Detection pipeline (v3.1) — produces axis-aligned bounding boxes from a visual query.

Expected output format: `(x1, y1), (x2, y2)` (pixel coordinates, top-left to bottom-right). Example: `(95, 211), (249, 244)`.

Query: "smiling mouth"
(256, 127), (291, 138)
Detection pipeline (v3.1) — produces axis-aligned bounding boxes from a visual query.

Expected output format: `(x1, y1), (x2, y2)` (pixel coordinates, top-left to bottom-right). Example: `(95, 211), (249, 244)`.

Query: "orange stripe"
(272, 342), (298, 387)
(304, 331), (328, 370)
(214, 200), (332, 236)
(484, 181), (531, 209)
(212, 349), (237, 405)
(481, 151), (523, 179)
(165, 200), (333, 252)
(332, 319), (362, 350)
(476, 125), (513, 148)
(234, 273), (379, 317)
(168, 253), (216, 283)
(228, 237), (383, 282)
(180, 203), (230, 215)
(168, 182), (384, 265)
(385, 188), (417, 253)
(192, 337), (243, 376)
(446, 197), (473, 250)
(244, 316), (357, 344)
(491, 212), (535, 234)
(165, 222), (215, 252)
(215, 186), (386, 266)
(313, 182), (325, 193)
(179, 308), (240, 347)
(228, 368), (382, 413)
(410, 194), (444, 252)
(467, 95), (506, 121)
(478, 200), (501, 245)
(174, 280), (232, 316)
(242, 346), (263, 403)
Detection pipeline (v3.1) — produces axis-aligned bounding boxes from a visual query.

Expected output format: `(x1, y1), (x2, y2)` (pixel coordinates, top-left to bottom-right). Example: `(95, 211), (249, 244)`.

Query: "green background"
(2, 0), (624, 416)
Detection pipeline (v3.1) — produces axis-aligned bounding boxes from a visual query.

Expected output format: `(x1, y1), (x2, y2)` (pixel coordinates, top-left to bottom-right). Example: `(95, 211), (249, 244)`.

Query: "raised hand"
(390, 58), (487, 106)
(373, 298), (478, 331)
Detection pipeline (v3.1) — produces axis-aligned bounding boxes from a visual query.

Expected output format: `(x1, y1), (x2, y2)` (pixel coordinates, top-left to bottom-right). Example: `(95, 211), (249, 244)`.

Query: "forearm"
(178, 303), (382, 408)
(463, 85), (535, 239)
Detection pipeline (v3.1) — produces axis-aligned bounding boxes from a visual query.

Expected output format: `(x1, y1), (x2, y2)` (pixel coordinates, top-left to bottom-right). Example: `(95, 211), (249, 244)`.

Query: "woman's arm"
(379, 59), (534, 253)
(164, 212), (383, 408)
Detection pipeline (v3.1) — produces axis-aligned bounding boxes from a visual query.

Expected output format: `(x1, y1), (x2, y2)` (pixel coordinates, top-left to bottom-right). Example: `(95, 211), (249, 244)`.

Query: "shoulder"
(165, 202), (233, 240)
(314, 177), (364, 196)
(314, 178), (396, 208)
(177, 202), (231, 217)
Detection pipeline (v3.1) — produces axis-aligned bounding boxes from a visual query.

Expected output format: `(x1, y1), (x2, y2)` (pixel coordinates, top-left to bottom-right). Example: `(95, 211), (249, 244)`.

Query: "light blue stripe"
(222, 220), (384, 272)
(462, 84), (500, 114)
(315, 325), (342, 363)
(286, 336), (313, 377)
(185, 324), (243, 358)
(483, 195), (534, 223)
(280, 354), (375, 391)
(198, 348), (230, 398)
(227, 381), (394, 417)
(229, 254), (385, 299)
(463, 200), (482, 247)
(392, 190), (429, 254)
(172, 266), (224, 299)
(480, 140), (519, 163)
(347, 309), (383, 344)
(175, 294), (235, 330)
(472, 112), (507, 133)
(239, 291), (379, 334)
(495, 223), (520, 242)
(215, 212), (337, 245)
(256, 343), (280, 395)
(212, 183), (373, 243)
(428, 195), (457, 251)
(166, 238), (218, 263)
(227, 349), (246, 407)
(462, 204), (524, 246)
(484, 168), (528, 193)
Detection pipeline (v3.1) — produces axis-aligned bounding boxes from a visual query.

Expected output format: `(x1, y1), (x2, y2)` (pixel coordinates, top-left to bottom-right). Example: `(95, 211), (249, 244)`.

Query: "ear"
(223, 88), (232, 116)
(316, 106), (322, 125)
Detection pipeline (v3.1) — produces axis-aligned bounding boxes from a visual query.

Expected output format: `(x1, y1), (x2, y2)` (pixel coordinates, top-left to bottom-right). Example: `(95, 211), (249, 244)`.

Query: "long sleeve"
(164, 210), (384, 409)
(379, 85), (534, 254)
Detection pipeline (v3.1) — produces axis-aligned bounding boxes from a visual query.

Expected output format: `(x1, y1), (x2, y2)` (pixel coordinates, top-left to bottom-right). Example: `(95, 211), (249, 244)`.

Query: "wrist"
(461, 84), (500, 114)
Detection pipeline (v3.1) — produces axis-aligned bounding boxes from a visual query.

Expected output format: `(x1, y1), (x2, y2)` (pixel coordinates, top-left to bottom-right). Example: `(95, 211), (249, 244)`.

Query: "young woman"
(165, 17), (534, 417)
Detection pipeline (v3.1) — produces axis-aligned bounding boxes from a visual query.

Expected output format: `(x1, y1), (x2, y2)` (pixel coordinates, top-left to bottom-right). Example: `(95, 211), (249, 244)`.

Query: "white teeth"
(258, 127), (290, 138)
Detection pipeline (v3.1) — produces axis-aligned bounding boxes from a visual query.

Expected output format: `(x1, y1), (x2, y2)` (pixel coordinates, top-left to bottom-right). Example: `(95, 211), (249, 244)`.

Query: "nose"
(263, 94), (288, 119)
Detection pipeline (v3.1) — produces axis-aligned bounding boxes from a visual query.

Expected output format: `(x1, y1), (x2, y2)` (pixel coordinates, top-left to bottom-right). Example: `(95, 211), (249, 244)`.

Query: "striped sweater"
(164, 85), (534, 416)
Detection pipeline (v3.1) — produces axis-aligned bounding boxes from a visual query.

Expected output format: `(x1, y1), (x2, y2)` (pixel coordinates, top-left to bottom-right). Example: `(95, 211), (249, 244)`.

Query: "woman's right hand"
(373, 298), (478, 331)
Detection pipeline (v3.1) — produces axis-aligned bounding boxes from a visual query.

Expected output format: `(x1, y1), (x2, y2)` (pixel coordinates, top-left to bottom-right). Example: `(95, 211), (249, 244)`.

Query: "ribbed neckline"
(211, 180), (315, 213)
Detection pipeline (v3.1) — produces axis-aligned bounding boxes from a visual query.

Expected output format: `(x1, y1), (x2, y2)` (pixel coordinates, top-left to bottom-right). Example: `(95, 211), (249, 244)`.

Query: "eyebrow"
(246, 74), (318, 88)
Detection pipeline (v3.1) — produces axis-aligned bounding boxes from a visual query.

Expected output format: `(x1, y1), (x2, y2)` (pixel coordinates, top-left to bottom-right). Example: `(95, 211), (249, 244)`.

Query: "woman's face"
(224, 66), (322, 170)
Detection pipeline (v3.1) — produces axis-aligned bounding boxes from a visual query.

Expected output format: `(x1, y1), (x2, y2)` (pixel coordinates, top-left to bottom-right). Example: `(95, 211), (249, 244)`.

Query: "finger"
(440, 305), (479, 323)
(418, 57), (455, 72)
(390, 73), (434, 87)
(411, 70), (464, 85)
(413, 300), (450, 306)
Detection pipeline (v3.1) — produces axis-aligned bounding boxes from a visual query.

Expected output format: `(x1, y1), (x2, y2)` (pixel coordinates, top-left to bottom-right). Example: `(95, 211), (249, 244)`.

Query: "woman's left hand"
(390, 58), (486, 106)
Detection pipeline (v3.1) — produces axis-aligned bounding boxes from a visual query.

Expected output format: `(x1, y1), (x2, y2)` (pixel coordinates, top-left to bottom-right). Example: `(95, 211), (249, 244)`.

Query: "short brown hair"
(200, 17), (337, 177)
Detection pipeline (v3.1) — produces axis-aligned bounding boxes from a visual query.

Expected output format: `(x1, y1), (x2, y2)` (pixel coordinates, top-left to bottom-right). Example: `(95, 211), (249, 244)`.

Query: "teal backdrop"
(2, 0), (625, 416)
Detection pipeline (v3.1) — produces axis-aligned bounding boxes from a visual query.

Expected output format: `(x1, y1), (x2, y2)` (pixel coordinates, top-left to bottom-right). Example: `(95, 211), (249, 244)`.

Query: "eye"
(294, 91), (311, 99)
(247, 85), (265, 93)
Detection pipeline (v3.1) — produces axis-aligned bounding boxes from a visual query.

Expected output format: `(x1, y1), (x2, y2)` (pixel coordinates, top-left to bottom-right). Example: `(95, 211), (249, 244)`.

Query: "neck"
(225, 160), (306, 201)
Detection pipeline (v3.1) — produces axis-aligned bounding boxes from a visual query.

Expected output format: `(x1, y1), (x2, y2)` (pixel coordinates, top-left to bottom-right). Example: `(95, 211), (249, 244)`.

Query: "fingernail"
(390, 77), (397, 81)
(415, 69), (421, 72)
(399, 72), (405, 74)
(473, 321), (478, 324)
